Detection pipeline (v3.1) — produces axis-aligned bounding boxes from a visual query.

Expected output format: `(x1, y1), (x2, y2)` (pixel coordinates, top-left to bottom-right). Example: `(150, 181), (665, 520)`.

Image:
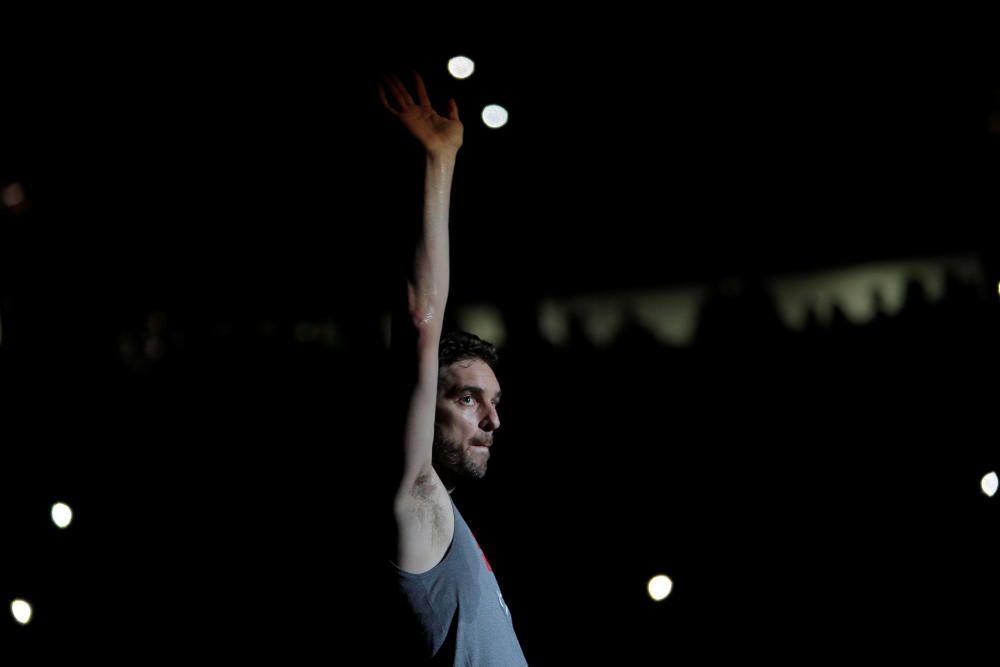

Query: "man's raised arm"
(379, 71), (463, 506)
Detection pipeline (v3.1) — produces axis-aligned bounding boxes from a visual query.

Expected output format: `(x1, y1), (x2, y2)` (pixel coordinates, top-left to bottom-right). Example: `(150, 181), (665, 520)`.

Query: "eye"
(459, 395), (476, 406)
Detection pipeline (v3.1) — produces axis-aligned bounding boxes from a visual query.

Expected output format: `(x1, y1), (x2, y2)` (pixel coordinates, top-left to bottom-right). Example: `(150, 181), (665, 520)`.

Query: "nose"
(480, 403), (500, 432)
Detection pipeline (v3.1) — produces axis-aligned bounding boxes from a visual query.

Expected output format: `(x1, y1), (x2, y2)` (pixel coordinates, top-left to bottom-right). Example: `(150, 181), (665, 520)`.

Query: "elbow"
(405, 304), (443, 352)
(410, 309), (443, 356)
(407, 284), (447, 330)
(411, 303), (438, 329)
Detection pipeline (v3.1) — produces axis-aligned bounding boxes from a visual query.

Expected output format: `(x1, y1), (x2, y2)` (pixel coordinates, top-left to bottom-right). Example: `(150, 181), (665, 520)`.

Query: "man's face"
(433, 358), (502, 482)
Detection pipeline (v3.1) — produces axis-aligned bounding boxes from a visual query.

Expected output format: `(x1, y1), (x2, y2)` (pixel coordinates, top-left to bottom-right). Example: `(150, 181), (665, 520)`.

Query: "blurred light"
(2, 182), (26, 209)
(294, 321), (314, 343)
(51, 502), (73, 529)
(148, 311), (167, 335)
(11, 599), (32, 625)
(632, 286), (708, 347)
(318, 320), (339, 347)
(447, 56), (475, 79)
(292, 320), (339, 346)
(144, 336), (164, 361)
(538, 300), (568, 347)
(456, 304), (506, 348)
(767, 256), (982, 332)
(647, 574), (673, 601)
(982, 471), (998, 498)
(481, 104), (508, 129)
(578, 297), (625, 348)
(256, 320), (278, 338)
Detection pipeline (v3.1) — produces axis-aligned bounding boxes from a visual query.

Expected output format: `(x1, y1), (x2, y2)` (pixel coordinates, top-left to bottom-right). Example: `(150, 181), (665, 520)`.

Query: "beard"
(433, 429), (488, 482)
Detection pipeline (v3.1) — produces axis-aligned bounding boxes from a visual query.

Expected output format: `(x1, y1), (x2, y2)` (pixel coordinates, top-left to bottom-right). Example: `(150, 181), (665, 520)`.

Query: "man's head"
(433, 331), (501, 486)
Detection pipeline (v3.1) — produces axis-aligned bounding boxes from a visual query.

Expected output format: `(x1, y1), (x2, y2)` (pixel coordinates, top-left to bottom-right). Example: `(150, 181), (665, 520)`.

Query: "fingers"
(381, 72), (415, 110)
(380, 70), (459, 119)
(412, 70), (432, 108)
(377, 82), (398, 115)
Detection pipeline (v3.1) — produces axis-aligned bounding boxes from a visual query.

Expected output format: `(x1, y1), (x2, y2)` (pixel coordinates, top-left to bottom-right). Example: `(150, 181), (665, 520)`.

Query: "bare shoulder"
(394, 467), (456, 574)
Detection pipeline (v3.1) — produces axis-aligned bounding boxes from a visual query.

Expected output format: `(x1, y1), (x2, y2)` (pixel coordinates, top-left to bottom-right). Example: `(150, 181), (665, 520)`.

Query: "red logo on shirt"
(472, 535), (493, 572)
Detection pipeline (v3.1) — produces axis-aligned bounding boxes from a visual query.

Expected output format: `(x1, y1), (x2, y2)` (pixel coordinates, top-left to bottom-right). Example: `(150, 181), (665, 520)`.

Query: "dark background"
(2, 13), (996, 663)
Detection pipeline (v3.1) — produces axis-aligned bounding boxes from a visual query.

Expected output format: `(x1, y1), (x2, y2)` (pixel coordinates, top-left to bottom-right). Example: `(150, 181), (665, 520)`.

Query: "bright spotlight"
(647, 574), (673, 601)
(448, 56), (475, 79)
(982, 471), (998, 498)
(52, 502), (73, 529)
(482, 104), (509, 129)
(11, 599), (32, 625)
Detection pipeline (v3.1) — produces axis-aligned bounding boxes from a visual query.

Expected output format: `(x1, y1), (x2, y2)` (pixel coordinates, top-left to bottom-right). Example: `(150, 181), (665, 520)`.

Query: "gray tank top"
(394, 497), (528, 665)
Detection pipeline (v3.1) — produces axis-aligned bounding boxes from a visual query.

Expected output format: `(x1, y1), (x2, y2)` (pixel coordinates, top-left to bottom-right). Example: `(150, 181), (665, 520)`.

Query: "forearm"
(391, 151), (458, 489)
(408, 151), (457, 327)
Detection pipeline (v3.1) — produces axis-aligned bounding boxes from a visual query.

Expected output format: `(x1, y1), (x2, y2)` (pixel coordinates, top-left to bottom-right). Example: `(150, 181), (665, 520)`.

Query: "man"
(379, 70), (529, 665)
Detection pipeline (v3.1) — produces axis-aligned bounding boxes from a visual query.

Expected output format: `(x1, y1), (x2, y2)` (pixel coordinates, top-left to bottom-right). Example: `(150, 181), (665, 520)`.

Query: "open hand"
(379, 71), (463, 157)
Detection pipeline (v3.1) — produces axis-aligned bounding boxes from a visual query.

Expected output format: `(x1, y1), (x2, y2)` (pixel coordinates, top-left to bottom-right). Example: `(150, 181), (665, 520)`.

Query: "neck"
(435, 464), (459, 494)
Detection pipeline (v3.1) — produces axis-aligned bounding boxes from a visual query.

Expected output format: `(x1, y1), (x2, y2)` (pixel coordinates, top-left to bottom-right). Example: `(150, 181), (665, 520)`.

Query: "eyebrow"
(448, 385), (502, 402)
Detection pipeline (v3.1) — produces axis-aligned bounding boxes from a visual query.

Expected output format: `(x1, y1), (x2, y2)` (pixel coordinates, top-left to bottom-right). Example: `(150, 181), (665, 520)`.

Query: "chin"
(462, 462), (488, 480)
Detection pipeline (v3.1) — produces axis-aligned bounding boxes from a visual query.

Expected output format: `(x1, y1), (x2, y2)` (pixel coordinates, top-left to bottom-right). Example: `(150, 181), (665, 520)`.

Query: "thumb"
(448, 97), (460, 121)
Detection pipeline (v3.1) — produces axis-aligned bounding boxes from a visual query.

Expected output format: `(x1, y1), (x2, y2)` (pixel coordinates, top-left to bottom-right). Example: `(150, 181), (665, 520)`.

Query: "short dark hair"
(438, 330), (498, 371)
